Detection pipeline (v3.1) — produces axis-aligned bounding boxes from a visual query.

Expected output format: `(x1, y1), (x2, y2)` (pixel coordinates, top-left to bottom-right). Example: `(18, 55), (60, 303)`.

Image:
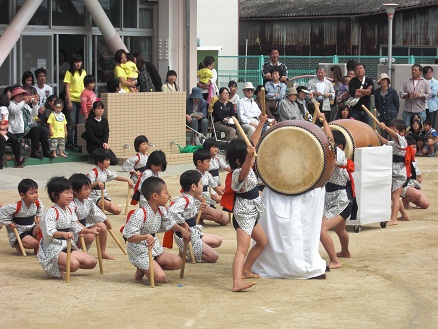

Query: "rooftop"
(239, 0), (438, 18)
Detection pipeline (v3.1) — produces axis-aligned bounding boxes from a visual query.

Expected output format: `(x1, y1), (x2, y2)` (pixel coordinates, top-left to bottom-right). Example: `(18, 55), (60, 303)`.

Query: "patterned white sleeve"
(166, 198), (187, 225)
(122, 208), (145, 239)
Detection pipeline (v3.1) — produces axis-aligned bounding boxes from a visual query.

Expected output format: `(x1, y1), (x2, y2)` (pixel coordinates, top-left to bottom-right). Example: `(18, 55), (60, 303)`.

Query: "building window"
(18, 0), (49, 26)
(0, 1), (9, 24)
(52, 0), (85, 26)
(95, 0), (121, 28)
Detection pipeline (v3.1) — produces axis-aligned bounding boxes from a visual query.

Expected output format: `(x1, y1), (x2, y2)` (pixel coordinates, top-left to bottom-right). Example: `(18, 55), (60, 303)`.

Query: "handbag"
(346, 76), (365, 107)
(266, 99), (278, 113)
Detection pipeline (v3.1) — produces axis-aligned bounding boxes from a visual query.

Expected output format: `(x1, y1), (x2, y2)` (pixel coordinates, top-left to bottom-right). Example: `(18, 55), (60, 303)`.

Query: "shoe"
(415, 152), (422, 156)
(14, 157), (26, 168)
(43, 152), (54, 159)
(30, 152), (43, 159)
(427, 153), (436, 157)
(194, 136), (202, 146)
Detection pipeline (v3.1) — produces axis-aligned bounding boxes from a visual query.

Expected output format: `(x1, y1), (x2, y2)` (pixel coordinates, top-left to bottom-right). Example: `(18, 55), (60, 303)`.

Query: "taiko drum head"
(256, 120), (335, 195)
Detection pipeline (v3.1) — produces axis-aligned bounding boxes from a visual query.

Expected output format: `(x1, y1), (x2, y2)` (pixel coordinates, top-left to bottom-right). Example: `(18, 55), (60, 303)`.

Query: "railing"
(217, 55), (437, 87)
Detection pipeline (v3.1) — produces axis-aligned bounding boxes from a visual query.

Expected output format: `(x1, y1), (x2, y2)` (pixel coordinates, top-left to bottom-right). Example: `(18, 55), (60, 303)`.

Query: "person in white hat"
(278, 87), (303, 121)
(236, 82), (267, 138)
(375, 72), (400, 139)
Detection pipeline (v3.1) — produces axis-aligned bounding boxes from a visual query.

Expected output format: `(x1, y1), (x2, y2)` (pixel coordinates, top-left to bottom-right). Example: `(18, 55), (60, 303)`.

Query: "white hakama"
(252, 187), (326, 279)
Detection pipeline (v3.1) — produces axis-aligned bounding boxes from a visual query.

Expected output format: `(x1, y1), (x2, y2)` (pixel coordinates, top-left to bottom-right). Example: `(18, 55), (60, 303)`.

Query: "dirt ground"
(1, 158), (437, 329)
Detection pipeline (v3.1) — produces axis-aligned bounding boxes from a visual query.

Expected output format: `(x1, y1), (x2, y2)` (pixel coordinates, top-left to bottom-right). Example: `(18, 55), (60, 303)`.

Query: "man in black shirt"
(348, 63), (374, 126)
(262, 46), (288, 85)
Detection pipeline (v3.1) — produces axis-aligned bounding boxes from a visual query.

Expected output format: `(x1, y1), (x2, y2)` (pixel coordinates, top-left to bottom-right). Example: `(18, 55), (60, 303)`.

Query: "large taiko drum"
(255, 120), (336, 195)
(329, 119), (382, 159)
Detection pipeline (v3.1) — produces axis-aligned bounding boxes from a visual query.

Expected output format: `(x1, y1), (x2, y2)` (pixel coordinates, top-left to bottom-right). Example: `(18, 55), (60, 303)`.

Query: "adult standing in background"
(399, 64), (431, 127)
(264, 68), (286, 118)
(114, 49), (135, 93)
(64, 54), (86, 149)
(348, 63), (374, 125)
(133, 52), (162, 92)
(330, 65), (343, 121)
(374, 73), (400, 140)
(262, 46), (288, 85)
(197, 56), (217, 100)
(34, 68), (53, 117)
(307, 65), (335, 122)
(422, 66), (438, 128)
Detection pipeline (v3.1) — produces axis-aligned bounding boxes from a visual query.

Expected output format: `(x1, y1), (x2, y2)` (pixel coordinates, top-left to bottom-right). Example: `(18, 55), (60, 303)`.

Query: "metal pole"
(387, 15), (393, 80)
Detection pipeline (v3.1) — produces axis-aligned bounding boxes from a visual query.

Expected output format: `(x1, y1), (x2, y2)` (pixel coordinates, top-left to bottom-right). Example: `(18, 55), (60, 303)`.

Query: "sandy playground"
(0, 158), (437, 329)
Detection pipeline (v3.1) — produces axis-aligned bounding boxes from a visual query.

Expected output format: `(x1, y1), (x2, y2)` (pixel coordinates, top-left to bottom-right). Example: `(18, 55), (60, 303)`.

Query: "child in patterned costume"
(318, 113), (352, 269)
(87, 148), (134, 215)
(378, 119), (408, 226)
(123, 135), (149, 184)
(37, 177), (100, 278)
(193, 148), (228, 226)
(203, 138), (231, 196)
(167, 170), (223, 263)
(122, 176), (191, 284)
(69, 173), (114, 259)
(0, 179), (43, 254)
(226, 113), (268, 292)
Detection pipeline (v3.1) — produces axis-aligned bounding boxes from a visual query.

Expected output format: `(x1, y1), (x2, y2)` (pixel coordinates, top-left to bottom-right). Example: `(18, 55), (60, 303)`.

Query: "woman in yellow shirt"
(63, 54), (86, 149)
(114, 49), (136, 93)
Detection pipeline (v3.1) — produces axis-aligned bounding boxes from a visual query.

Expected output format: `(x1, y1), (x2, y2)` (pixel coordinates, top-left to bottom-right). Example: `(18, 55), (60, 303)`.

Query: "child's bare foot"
(397, 215), (410, 221)
(336, 251), (351, 258)
(134, 268), (145, 283)
(387, 219), (398, 226)
(328, 261), (342, 269)
(57, 272), (66, 280)
(52, 153), (58, 158)
(59, 152), (67, 158)
(242, 271), (260, 279)
(232, 281), (256, 292)
(102, 252), (115, 260)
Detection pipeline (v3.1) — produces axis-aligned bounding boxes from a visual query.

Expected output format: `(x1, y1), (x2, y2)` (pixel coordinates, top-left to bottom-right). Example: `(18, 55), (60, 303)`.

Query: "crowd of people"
(0, 47), (434, 292)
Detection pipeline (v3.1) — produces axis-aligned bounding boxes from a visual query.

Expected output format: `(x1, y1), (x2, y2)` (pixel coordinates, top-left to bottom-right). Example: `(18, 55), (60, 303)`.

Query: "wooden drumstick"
(124, 185), (131, 215)
(196, 197), (206, 225)
(13, 228), (26, 256)
(100, 189), (105, 212)
(373, 108), (378, 130)
(108, 228), (127, 255)
(260, 87), (267, 115)
(361, 105), (380, 124)
(231, 116), (257, 157)
(304, 112), (309, 121)
(188, 242), (196, 264)
(148, 245), (154, 287)
(180, 241), (188, 279)
(80, 236), (87, 254)
(312, 100), (324, 123)
(66, 238), (71, 283)
(95, 235), (103, 274)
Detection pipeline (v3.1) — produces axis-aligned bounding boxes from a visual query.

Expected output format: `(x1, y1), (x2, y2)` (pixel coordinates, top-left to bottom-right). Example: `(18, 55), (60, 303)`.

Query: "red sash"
(338, 159), (356, 197)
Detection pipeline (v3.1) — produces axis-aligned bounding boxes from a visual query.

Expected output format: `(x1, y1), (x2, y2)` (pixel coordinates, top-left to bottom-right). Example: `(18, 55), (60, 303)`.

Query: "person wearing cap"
(422, 66), (438, 128)
(307, 65), (335, 122)
(296, 86), (315, 121)
(375, 73), (400, 140)
(8, 87), (52, 159)
(278, 87), (303, 122)
(186, 87), (208, 145)
(237, 82), (264, 138)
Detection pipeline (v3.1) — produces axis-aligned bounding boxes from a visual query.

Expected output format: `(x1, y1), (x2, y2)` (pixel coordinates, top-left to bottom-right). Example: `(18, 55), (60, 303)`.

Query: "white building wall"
(196, 0), (239, 56)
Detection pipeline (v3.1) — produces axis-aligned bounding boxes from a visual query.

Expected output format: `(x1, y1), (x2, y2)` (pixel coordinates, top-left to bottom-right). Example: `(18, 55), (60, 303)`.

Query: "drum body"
(329, 119), (382, 159)
(256, 120), (336, 195)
